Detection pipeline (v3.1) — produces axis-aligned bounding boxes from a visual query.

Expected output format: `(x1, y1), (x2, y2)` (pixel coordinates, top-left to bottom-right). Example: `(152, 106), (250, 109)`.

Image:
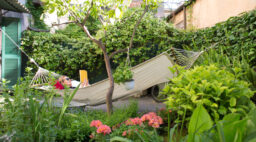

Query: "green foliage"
(25, 0), (48, 29)
(168, 106), (256, 142)
(197, 48), (256, 91)
(163, 65), (254, 123)
(58, 85), (80, 126)
(104, 9), (175, 65)
(21, 30), (105, 82)
(179, 10), (256, 67)
(56, 21), (100, 36)
(187, 105), (213, 141)
(110, 136), (132, 142)
(186, 106), (256, 142)
(105, 100), (138, 127)
(0, 78), (58, 141)
(113, 65), (133, 84)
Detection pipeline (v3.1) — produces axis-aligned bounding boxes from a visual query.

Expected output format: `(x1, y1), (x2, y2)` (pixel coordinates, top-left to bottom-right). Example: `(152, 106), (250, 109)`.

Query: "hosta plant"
(162, 65), (254, 122)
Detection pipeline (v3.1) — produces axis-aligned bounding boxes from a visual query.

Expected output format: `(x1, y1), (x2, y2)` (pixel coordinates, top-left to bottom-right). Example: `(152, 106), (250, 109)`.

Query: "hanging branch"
(109, 5), (149, 59)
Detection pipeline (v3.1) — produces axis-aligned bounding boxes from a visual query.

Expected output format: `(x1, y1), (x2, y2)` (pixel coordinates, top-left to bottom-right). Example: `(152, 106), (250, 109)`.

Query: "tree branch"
(52, 21), (75, 26)
(80, 25), (102, 46)
(109, 6), (148, 59)
(62, 0), (81, 24)
(81, 1), (93, 26)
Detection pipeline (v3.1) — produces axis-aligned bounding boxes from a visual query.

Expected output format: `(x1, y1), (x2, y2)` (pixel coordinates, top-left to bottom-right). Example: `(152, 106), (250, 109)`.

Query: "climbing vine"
(25, 0), (47, 29)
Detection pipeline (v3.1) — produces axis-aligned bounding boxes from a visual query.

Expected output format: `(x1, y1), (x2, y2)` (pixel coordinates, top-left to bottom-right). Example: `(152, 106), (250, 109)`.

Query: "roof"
(0, 0), (29, 13)
(166, 0), (194, 21)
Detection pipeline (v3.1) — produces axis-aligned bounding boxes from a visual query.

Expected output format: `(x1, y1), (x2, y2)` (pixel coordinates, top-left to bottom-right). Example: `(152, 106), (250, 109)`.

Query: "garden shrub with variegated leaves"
(162, 65), (255, 122)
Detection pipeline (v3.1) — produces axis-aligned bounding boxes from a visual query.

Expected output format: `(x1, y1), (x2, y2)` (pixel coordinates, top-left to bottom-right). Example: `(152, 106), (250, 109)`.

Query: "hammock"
(32, 46), (213, 106)
(1, 28), (216, 105)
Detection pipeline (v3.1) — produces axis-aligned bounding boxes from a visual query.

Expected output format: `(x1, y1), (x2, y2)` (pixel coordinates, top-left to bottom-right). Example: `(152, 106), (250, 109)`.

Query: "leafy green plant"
(113, 65), (133, 84)
(162, 65), (254, 123)
(187, 105), (213, 142)
(58, 85), (80, 126)
(0, 77), (58, 142)
(168, 105), (256, 142)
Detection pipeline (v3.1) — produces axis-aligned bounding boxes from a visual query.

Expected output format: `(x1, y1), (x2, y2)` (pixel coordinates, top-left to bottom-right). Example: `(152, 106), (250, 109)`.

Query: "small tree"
(42, 0), (160, 115)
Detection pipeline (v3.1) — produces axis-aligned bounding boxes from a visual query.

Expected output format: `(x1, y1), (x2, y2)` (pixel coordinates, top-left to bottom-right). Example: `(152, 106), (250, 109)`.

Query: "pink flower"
(96, 125), (112, 135)
(122, 131), (127, 136)
(140, 112), (163, 128)
(90, 120), (102, 128)
(125, 117), (142, 126)
(125, 118), (133, 126)
(132, 117), (142, 125)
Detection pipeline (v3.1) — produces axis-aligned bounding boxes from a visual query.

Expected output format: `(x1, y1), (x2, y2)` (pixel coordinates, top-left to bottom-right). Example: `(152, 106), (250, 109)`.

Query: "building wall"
(172, 0), (256, 29)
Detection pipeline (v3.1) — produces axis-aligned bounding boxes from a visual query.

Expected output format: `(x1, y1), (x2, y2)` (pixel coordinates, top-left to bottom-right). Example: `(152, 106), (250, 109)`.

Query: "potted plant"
(113, 65), (134, 90)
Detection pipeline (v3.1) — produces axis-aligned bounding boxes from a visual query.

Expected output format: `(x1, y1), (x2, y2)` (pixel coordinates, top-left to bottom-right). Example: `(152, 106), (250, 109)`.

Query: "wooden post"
(183, 6), (187, 30)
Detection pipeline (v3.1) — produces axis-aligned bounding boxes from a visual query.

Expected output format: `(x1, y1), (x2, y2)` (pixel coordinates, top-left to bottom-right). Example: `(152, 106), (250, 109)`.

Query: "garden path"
(86, 95), (165, 112)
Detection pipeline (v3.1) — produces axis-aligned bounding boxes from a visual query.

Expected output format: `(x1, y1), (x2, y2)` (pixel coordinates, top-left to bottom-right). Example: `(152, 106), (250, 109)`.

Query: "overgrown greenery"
(162, 65), (254, 123)
(21, 31), (105, 82)
(177, 10), (256, 67)
(25, 0), (48, 29)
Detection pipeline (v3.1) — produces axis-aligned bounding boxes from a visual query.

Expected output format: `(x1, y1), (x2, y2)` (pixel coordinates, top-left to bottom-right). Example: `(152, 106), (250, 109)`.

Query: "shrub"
(162, 65), (255, 122)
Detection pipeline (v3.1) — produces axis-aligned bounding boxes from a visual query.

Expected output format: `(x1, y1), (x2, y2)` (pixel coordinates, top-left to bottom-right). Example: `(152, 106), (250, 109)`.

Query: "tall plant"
(42, 0), (160, 115)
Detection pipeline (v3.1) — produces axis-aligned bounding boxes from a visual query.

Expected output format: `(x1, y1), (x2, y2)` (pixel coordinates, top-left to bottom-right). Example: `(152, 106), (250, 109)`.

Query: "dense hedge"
(21, 9), (256, 82)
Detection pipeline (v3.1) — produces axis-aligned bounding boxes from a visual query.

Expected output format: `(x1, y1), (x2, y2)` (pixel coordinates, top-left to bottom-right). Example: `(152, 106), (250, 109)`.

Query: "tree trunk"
(81, 25), (114, 115)
(101, 44), (114, 116)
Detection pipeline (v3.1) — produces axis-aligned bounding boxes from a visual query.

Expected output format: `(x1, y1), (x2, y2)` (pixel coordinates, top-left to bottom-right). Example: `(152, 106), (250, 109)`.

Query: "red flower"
(90, 120), (102, 128)
(96, 125), (112, 135)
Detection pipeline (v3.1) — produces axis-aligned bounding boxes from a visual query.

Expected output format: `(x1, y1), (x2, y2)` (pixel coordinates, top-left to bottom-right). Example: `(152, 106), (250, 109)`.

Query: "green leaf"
(229, 97), (237, 107)
(188, 105), (213, 141)
(110, 136), (132, 142)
